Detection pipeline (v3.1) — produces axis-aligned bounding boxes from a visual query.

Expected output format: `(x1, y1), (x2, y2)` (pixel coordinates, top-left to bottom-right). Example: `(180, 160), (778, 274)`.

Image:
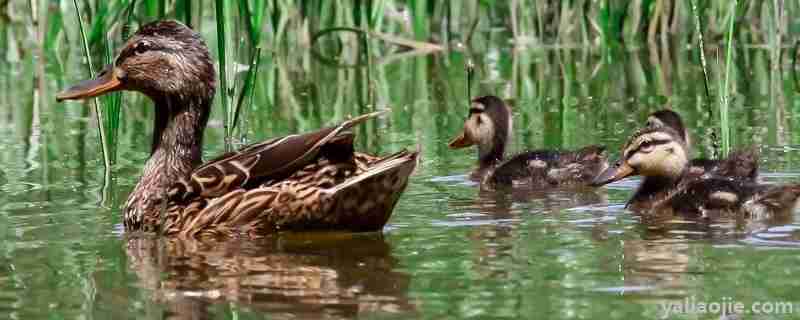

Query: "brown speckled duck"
(448, 95), (608, 188)
(56, 20), (419, 237)
(591, 125), (800, 219)
(645, 109), (758, 181)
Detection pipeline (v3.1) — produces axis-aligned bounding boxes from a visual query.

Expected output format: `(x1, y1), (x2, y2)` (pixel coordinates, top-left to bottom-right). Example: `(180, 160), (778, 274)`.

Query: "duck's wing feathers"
(168, 111), (388, 201)
(166, 148), (420, 237)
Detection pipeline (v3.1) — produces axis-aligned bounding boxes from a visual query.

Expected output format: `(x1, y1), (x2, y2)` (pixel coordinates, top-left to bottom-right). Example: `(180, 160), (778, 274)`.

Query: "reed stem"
(232, 47), (262, 133)
(71, 0), (112, 171)
(720, 0), (737, 155)
(214, 0), (231, 148)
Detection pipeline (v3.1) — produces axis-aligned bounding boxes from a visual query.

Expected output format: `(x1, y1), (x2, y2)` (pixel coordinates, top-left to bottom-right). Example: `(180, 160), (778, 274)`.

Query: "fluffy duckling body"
(592, 126), (800, 218)
(646, 109), (758, 181)
(56, 20), (418, 237)
(449, 95), (608, 188)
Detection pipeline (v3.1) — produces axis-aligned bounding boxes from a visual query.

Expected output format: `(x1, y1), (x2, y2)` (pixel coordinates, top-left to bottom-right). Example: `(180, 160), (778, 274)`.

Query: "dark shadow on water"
(124, 232), (416, 319)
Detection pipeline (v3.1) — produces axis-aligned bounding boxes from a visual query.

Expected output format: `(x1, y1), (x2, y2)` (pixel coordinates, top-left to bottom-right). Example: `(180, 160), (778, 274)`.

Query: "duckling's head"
(646, 109), (690, 147)
(591, 126), (689, 186)
(448, 95), (512, 165)
(57, 20), (216, 104)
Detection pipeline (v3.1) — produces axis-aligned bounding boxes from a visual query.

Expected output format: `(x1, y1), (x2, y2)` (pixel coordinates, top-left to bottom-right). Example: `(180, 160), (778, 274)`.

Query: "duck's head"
(448, 95), (512, 165)
(591, 126), (689, 186)
(56, 20), (216, 104)
(645, 109), (690, 147)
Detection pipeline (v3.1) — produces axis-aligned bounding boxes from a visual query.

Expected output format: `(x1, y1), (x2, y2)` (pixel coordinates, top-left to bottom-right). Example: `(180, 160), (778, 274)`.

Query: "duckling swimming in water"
(448, 95), (608, 188)
(591, 125), (800, 219)
(645, 109), (758, 181)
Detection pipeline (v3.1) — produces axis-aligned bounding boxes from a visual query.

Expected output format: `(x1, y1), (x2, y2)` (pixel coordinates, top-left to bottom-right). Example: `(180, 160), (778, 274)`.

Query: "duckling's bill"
(591, 161), (635, 186)
(448, 131), (475, 149)
(56, 64), (123, 102)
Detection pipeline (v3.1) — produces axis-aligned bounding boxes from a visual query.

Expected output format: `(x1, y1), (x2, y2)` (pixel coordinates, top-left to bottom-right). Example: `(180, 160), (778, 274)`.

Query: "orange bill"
(448, 131), (475, 149)
(590, 161), (635, 187)
(56, 65), (122, 102)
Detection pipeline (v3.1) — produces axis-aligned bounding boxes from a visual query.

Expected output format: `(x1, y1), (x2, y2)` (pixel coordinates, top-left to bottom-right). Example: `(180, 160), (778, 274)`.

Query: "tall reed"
(214, 0), (232, 146)
(690, 0), (718, 157)
(71, 0), (111, 170)
(232, 47), (262, 133)
(719, 0), (738, 155)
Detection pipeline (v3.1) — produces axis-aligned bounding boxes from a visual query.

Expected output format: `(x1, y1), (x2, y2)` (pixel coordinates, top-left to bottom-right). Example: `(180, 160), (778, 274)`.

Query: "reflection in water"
(592, 188), (798, 299)
(443, 184), (611, 280)
(448, 185), (609, 218)
(124, 233), (415, 319)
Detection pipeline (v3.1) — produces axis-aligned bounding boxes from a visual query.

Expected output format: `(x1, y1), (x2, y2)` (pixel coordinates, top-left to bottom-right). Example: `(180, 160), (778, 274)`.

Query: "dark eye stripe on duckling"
(624, 139), (671, 158)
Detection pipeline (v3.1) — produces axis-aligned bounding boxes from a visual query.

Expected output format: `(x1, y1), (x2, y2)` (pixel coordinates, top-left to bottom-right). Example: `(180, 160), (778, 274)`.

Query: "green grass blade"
(720, 0), (737, 155)
(103, 35), (120, 163)
(179, 0), (192, 26)
(44, 6), (64, 55)
(239, 0), (265, 46)
(158, 0), (165, 18)
(214, 0), (231, 144)
(123, 0), (137, 39)
(409, 0), (429, 40)
(71, 0), (111, 171)
(232, 47), (262, 133)
(142, 0), (158, 18)
(690, 0), (718, 157)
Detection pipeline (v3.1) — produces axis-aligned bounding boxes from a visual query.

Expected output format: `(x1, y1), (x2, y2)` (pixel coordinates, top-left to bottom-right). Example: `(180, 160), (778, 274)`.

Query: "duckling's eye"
(639, 141), (656, 153)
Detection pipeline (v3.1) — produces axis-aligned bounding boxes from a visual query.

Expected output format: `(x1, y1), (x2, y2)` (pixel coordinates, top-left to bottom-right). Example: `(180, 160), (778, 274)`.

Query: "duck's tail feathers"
(320, 148), (419, 231)
(331, 148), (419, 194)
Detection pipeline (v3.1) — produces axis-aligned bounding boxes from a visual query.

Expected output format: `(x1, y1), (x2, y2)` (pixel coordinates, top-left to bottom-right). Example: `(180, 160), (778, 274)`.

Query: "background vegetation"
(1, 0), (800, 180)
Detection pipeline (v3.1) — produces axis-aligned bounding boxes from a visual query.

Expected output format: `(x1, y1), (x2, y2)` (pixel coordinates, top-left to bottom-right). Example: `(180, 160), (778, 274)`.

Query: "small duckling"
(645, 109), (758, 181)
(448, 95), (608, 188)
(591, 125), (800, 219)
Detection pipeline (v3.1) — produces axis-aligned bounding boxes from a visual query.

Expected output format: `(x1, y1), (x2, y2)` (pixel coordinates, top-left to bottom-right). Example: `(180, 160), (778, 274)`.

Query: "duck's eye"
(134, 41), (151, 55)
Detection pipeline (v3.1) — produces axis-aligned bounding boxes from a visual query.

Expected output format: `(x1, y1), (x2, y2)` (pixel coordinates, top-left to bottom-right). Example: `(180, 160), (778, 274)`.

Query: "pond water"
(3, 34), (800, 319)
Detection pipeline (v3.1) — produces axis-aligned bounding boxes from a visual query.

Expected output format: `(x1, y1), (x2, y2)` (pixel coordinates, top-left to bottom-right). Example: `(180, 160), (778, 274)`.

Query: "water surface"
(3, 32), (800, 319)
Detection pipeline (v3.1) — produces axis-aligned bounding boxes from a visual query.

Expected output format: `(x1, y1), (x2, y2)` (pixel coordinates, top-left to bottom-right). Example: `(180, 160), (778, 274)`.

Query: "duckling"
(645, 109), (758, 181)
(448, 95), (608, 188)
(591, 125), (800, 219)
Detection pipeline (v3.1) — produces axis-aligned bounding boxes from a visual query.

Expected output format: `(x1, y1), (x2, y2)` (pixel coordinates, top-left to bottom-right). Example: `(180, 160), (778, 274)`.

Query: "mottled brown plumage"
(646, 109), (758, 181)
(592, 126), (800, 220)
(448, 95), (608, 188)
(57, 20), (418, 237)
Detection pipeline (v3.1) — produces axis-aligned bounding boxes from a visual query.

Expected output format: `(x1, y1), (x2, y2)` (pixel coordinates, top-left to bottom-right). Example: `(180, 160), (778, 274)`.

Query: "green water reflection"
(2, 35), (800, 319)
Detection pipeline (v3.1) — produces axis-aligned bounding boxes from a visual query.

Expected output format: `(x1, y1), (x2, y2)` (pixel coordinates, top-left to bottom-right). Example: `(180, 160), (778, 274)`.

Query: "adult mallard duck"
(448, 95), (608, 188)
(645, 109), (758, 181)
(56, 20), (419, 237)
(591, 125), (800, 219)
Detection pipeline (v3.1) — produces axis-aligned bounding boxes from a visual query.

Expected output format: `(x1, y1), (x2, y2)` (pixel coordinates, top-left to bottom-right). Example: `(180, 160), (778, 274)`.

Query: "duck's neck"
(124, 94), (210, 228)
(628, 172), (685, 209)
(143, 94), (210, 184)
(477, 139), (506, 172)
